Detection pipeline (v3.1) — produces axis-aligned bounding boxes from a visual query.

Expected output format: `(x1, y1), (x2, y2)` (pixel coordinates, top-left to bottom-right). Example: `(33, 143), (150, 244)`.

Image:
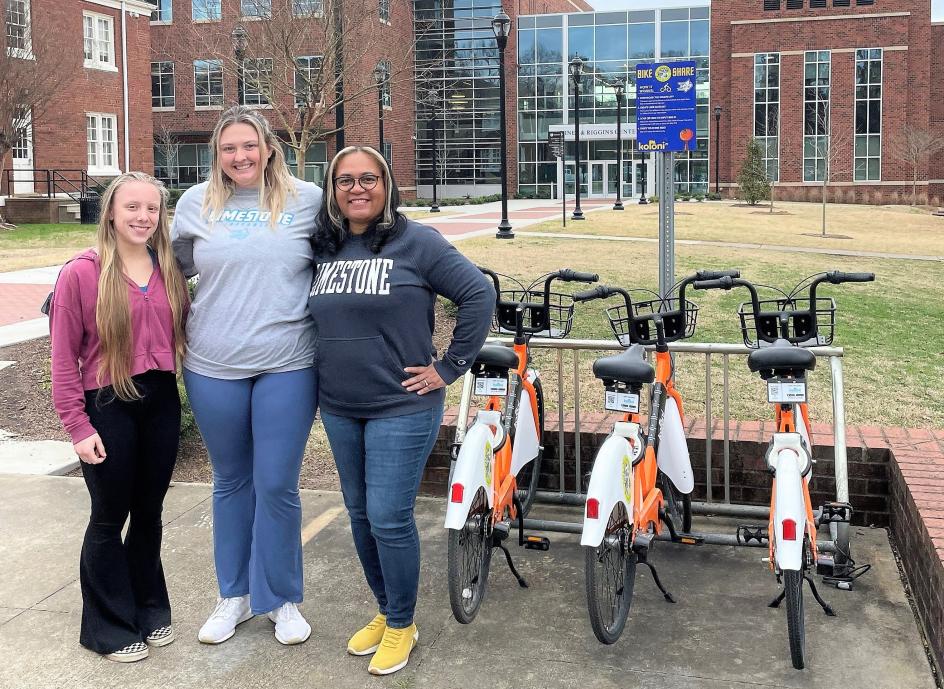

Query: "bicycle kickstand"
(634, 542), (676, 603)
(805, 574), (836, 616)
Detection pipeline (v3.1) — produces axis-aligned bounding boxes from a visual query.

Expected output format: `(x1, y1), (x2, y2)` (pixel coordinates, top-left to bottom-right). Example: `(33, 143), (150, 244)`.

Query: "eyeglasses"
(334, 174), (380, 191)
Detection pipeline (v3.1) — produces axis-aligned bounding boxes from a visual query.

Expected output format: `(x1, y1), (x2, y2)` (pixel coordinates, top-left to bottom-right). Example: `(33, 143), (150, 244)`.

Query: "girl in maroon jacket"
(50, 172), (189, 663)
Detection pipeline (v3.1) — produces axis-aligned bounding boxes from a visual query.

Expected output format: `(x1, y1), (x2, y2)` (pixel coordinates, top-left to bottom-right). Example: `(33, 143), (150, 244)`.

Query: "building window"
(786, 0), (803, 8)
(149, 0), (172, 22)
(87, 113), (118, 172)
(151, 61), (175, 109)
(6, 0), (30, 54)
(292, 0), (322, 17)
(283, 142), (328, 183)
(379, 0), (390, 23)
(83, 12), (115, 70)
(754, 53), (779, 182)
(192, 0), (221, 21)
(241, 0), (271, 18)
(194, 59), (224, 107)
(239, 58), (273, 106)
(833, 0), (850, 6)
(294, 55), (323, 106)
(154, 142), (212, 188)
(763, 0), (780, 8)
(854, 48), (882, 181)
(810, 0), (826, 6)
(382, 141), (392, 167)
(803, 50), (830, 182)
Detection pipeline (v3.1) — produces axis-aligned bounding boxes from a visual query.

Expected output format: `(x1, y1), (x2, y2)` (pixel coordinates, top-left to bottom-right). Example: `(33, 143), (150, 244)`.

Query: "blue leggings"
(183, 367), (317, 614)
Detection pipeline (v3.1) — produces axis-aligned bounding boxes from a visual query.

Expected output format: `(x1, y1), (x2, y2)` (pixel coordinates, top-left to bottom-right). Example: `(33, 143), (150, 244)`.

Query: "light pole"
(570, 56), (584, 220)
(612, 78), (625, 211)
(714, 105), (722, 195)
(373, 63), (388, 159)
(427, 88), (440, 213)
(492, 11), (513, 239)
(231, 23), (248, 60)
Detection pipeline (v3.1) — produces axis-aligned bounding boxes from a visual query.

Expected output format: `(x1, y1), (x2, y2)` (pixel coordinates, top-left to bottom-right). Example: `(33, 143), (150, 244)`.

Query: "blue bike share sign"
(635, 61), (698, 153)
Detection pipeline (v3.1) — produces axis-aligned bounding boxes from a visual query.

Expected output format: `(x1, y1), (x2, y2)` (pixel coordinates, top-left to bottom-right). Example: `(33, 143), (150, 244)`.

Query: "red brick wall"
(711, 1), (932, 204)
(3, 0), (153, 196)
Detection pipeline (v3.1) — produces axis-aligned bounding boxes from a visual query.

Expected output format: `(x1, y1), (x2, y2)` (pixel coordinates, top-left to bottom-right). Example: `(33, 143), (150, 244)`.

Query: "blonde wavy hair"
(202, 105), (297, 227)
(95, 172), (188, 400)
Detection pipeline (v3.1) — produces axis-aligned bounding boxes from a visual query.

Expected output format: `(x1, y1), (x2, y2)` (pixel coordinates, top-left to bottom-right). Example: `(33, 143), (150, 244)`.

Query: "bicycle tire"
(659, 470), (692, 534)
(833, 521), (851, 574)
(784, 568), (806, 669)
(584, 502), (636, 644)
(447, 486), (493, 624)
(514, 377), (545, 519)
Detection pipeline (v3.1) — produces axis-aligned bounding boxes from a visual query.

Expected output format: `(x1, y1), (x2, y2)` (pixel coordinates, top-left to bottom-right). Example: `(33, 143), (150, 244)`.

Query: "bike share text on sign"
(635, 61), (698, 153)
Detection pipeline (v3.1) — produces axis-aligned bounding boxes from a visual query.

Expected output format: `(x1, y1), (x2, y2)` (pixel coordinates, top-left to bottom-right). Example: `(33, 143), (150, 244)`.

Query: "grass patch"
(0, 223), (96, 272)
(448, 235), (944, 428)
(521, 200), (944, 257)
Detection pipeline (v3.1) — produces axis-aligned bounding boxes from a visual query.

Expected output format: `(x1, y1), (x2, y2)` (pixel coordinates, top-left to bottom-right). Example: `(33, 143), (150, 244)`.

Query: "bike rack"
(452, 337), (849, 554)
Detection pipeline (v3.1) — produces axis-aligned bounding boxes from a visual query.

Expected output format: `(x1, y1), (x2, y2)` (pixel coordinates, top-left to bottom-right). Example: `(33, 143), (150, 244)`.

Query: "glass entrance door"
(590, 162), (605, 197)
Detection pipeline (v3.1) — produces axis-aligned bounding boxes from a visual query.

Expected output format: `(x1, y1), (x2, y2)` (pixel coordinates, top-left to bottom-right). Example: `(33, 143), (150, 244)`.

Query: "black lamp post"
(373, 63), (388, 159)
(427, 88), (440, 213)
(231, 24), (248, 60)
(714, 105), (722, 194)
(570, 56), (584, 220)
(492, 11), (513, 238)
(612, 78), (625, 211)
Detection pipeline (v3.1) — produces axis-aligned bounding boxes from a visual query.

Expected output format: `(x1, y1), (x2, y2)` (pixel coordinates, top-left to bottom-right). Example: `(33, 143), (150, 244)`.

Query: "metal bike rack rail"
(453, 337), (848, 553)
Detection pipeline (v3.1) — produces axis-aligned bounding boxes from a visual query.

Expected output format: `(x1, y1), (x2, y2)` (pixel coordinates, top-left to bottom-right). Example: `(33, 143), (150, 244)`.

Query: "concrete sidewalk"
(0, 475), (934, 689)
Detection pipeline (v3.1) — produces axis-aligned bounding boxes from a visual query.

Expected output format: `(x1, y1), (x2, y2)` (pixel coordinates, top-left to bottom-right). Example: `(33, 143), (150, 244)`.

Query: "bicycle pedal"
(736, 524), (768, 546)
(522, 535), (550, 551)
(676, 532), (703, 546)
(818, 501), (853, 524)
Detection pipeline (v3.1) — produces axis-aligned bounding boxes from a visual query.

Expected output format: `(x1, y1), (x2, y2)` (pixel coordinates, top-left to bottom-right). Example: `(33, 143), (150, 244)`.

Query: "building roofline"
(83, 0), (155, 15)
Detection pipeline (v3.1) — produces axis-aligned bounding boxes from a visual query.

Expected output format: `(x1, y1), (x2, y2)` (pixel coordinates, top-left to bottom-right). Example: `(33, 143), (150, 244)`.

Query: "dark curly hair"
(312, 146), (403, 255)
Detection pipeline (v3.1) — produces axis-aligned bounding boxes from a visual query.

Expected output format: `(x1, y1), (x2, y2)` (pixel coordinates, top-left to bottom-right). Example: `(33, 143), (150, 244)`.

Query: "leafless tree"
(158, 0), (424, 179)
(153, 124), (181, 188)
(886, 124), (944, 206)
(804, 103), (852, 237)
(0, 10), (72, 227)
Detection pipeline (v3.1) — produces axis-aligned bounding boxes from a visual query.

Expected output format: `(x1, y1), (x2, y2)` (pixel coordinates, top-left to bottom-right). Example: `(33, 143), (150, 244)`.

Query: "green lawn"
(0, 223), (96, 272)
(449, 235), (944, 429)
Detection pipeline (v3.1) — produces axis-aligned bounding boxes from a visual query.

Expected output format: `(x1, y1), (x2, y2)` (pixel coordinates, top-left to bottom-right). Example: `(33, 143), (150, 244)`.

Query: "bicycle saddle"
(592, 344), (655, 385)
(747, 339), (816, 375)
(473, 344), (519, 370)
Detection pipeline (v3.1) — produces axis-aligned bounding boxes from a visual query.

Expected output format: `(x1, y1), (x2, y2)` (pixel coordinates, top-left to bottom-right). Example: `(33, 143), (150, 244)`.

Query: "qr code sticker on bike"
(767, 380), (807, 403)
(474, 376), (508, 396)
(605, 390), (640, 413)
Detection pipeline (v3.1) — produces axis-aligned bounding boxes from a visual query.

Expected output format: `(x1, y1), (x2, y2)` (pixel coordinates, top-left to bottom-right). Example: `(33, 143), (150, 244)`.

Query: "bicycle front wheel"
(514, 377), (545, 519)
(784, 568), (806, 669)
(447, 487), (493, 624)
(659, 470), (692, 534)
(584, 503), (636, 644)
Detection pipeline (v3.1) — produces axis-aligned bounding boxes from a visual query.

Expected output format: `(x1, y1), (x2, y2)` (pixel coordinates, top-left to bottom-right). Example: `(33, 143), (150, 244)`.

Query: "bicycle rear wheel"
(784, 569), (806, 669)
(659, 470), (692, 534)
(447, 487), (493, 624)
(584, 503), (636, 644)
(514, 377), (545, 519)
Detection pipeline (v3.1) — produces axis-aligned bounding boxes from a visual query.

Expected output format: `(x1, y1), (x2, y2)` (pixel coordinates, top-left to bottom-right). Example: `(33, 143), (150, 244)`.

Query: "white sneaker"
(198, 595), (253, 644)
(266, 602), (311, 645)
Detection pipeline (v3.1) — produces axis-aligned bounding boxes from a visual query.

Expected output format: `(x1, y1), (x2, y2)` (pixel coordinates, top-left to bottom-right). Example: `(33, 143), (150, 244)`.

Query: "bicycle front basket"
(492, 289), (577, 338)
(737, 296), (836, 348)
(604, 297), (698, 346)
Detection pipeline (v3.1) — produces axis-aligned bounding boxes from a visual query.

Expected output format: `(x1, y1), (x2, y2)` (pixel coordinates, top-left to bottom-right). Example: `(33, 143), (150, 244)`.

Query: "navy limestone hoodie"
(308, 217), (495, 418)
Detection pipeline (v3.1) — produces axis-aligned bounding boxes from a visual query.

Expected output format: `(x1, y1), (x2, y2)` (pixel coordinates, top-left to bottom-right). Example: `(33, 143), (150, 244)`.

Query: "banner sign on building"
(548, 123), (636, 141)
(635, 61), (697, 153)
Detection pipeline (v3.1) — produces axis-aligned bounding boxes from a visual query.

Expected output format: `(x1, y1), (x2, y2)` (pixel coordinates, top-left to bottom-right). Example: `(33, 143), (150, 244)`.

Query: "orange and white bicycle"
(694, 270), (874, 669)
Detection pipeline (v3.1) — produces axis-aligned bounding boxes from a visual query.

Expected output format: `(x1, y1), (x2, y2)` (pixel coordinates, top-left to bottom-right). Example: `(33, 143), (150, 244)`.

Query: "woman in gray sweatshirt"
(308, 146), (494, 675)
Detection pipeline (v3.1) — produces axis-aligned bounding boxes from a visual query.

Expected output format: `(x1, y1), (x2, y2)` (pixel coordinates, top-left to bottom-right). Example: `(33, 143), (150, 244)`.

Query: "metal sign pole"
(560, 156), (566, 227)
(658, 151), (675, 299)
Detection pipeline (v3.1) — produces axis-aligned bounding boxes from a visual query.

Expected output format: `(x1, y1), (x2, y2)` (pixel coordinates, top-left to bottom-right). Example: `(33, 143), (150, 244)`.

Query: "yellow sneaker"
(367, 623), (418, 676)
(347, 614), (387, 656)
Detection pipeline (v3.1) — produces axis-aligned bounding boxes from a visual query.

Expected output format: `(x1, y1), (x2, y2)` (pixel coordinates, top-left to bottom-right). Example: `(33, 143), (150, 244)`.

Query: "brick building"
(1, 0), (154, 202)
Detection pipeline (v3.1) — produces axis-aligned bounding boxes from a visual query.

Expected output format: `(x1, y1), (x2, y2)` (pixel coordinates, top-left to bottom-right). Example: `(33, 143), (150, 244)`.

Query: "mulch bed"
(0, 301), (457, 491)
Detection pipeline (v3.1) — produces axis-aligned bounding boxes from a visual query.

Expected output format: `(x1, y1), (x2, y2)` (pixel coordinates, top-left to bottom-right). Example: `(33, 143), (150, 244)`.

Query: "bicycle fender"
(656, 396), (694, 494)
(510, 370), (541, 478)
(580, 435), (634, 548)
(444, 421), (495, 530)
(771, 434), (808, 571)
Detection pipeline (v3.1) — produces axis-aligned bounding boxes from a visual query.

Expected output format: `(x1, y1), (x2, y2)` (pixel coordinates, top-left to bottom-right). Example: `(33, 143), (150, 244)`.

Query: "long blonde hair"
(202, 105), (297, 227)
(95, 172), (188, 400)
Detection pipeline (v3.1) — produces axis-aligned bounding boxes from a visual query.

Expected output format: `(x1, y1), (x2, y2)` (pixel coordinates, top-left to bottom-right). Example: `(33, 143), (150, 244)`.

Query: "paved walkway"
(0, 475), (936, 689)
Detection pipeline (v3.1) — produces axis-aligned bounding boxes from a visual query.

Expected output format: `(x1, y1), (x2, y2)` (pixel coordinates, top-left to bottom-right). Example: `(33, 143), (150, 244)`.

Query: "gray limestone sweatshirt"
(308, 217), (495, 418)
(172, 180), (323, 379)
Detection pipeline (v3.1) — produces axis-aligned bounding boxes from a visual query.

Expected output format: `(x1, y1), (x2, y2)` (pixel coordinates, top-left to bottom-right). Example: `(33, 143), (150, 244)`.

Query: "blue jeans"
(321, 406), (443, 628)
(183, 367), (317, 614)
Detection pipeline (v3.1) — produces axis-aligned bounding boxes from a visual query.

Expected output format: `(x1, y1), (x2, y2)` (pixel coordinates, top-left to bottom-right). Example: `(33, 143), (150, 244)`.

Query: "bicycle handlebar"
(695, 269), (740, 281)
(825, 271), (875, 284)
(573, 285), (618, 302)
(557, 269), (600, 283)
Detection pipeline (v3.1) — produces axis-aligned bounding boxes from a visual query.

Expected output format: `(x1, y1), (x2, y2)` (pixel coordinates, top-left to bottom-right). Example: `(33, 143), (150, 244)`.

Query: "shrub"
(648, 194), (659, 203)
(706, 191), (722, 201)
(693, 193), (705, 202)
(737, 138), (771, 205)
(167, 188), (184, 209)
(400, 193), (502, 207)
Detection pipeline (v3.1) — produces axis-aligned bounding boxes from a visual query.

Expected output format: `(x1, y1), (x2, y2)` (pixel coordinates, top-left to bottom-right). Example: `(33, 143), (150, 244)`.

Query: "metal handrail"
(4, 168), (110, 199)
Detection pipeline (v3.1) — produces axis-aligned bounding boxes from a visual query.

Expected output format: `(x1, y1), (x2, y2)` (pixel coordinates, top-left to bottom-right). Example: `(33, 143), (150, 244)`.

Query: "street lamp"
(714, 105), (722, 195)
(427, 88), (441, 213)
(611, 78), (625, 211)
(570, 56), (584, 220)
(492, 10), (513, 239)
(373, 63), (388, 159)
(230, 24), (248, 60)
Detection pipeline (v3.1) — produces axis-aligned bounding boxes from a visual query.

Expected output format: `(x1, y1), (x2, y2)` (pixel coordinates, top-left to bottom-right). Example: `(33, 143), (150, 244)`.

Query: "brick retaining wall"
(422, 409), (944, 673)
